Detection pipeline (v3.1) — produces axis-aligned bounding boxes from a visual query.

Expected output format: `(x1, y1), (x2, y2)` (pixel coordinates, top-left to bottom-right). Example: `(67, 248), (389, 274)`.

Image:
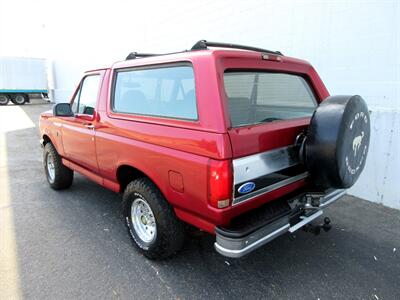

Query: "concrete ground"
(0, 103), (399, 300)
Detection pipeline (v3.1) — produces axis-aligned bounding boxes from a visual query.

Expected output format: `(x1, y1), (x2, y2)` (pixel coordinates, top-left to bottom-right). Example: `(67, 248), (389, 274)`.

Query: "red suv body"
(40, 41), (370, 258)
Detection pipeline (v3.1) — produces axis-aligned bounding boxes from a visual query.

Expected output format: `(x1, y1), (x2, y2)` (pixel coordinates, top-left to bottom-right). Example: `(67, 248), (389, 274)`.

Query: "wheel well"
(42, 134), (52, 146)
(117, 165), (148, 192)
(12, 93), (28, 99)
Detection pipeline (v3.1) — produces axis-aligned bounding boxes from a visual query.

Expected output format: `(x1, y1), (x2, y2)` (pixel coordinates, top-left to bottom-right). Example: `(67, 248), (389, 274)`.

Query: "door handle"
(85, 124), (95, 130)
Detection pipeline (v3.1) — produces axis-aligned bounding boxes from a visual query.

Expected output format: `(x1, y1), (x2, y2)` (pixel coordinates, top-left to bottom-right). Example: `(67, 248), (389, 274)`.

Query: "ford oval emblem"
(238, 182), (256, 194)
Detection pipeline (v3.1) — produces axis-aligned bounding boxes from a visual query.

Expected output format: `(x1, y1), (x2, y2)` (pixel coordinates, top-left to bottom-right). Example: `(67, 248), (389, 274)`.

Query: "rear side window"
(113, 65), (197, 120)
(224, 71), (317, 127)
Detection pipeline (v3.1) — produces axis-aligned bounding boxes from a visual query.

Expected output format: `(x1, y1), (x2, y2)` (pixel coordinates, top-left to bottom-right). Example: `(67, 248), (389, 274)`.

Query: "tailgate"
(229, 127), (309, 206)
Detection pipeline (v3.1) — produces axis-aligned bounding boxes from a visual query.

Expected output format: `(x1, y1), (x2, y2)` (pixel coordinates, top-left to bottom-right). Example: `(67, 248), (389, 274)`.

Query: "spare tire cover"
(305, 95), (370, 189)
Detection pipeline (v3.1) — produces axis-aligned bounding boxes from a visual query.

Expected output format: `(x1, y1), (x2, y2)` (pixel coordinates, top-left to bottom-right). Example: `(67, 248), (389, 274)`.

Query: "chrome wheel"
(14, 95), (25, 104)
(131, 198), (157, 243)
(46, 153), (55, 183)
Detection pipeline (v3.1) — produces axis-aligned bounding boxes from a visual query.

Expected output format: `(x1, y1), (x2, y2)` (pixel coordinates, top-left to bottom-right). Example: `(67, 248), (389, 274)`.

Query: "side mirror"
(53, 103), (74, 117)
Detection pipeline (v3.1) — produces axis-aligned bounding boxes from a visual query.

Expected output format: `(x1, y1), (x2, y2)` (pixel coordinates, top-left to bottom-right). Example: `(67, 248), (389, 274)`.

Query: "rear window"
(113, 65), (197, 120)
(224, 71), (317, 127)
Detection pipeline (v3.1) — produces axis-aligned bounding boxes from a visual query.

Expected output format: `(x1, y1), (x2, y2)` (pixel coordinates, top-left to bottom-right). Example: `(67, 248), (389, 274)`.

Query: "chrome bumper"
(215, 189), (346, 258)
(318, 189), (347, 208)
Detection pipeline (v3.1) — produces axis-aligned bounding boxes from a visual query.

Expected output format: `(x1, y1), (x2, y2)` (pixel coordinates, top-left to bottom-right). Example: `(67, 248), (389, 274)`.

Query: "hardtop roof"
(111, 49), (309, 70)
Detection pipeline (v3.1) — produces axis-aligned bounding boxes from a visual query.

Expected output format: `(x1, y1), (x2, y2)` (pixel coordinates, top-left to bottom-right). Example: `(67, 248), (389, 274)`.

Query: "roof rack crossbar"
(126, 52), (160, 60)
(191, 40), (283, 55)
(125, 50), (191, 60)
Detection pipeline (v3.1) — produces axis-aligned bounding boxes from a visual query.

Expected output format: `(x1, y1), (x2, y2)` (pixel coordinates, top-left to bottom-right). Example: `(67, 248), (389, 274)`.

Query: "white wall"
(0, 0), (399, 208)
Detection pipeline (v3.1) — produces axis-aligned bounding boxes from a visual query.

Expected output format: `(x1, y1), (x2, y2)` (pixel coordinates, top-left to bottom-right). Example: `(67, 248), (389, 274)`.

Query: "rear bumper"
(214, 189), (346, 258)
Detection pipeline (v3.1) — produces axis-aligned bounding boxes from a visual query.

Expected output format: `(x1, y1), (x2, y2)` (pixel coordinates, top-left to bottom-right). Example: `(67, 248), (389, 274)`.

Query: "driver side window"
(72, 75), (100, 115)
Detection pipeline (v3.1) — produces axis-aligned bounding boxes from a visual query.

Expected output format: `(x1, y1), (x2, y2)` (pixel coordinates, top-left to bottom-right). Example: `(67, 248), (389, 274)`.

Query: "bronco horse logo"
(352, 131), (364, 156)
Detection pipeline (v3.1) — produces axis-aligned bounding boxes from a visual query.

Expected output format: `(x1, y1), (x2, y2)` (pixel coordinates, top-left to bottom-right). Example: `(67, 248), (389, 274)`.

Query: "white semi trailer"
(0, 57), (49, 105)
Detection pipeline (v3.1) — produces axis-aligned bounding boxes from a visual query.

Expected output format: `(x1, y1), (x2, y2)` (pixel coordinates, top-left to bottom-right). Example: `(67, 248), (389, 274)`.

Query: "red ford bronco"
(40, 41), (370, 259)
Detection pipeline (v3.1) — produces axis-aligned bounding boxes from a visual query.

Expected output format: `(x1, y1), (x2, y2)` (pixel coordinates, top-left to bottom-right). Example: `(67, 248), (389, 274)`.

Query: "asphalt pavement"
(0, 102), (399, 300)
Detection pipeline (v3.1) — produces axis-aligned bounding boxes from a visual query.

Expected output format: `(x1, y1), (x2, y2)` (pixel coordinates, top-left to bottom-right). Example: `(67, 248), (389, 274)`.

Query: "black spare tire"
(305, 95), (370, 189)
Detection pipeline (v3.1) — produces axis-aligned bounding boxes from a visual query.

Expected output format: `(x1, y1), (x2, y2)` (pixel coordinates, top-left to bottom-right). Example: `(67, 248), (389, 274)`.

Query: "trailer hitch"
(302, 217), (332, 235)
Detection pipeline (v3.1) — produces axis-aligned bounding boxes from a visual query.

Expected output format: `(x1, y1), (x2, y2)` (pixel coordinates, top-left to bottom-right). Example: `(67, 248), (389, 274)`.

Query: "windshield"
(224, 71), (317, 127)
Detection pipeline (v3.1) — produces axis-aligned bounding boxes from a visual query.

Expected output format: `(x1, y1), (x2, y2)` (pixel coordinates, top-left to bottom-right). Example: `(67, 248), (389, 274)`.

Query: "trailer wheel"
(12, 94), (28, 105)
(0, 94), (10, 105)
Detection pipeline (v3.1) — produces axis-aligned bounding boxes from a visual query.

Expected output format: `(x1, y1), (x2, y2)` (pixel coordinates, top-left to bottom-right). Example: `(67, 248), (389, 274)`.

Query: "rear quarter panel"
(95, 119), (233, 232)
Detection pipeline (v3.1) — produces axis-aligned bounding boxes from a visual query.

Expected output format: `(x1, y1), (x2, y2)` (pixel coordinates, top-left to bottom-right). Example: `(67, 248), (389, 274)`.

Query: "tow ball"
(302, 217), (332, 235)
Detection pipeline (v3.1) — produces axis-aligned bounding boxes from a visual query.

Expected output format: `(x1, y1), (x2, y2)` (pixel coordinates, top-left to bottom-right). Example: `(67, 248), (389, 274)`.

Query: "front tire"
(123, 178), (185, 259)
(43, 143), (73, 190)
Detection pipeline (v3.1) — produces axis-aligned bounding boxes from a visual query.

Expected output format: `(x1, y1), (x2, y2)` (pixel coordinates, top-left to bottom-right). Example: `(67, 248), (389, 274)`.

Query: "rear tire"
(43, 143), (74, 190)
(12, 93), (28, 105)
(0, 94), (10, 105)
(122, 178), (185, 259)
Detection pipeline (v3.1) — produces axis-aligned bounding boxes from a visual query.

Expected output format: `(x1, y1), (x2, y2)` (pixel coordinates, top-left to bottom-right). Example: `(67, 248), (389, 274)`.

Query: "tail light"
(207, 159), (232, 209)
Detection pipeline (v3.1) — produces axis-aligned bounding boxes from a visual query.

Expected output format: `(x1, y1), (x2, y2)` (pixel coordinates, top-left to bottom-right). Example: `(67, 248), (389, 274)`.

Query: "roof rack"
(191, 40), (283, 55)
(125, 40), (283, 60)
(126, 50), (192, 60)
(126, 52), (160, 60)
